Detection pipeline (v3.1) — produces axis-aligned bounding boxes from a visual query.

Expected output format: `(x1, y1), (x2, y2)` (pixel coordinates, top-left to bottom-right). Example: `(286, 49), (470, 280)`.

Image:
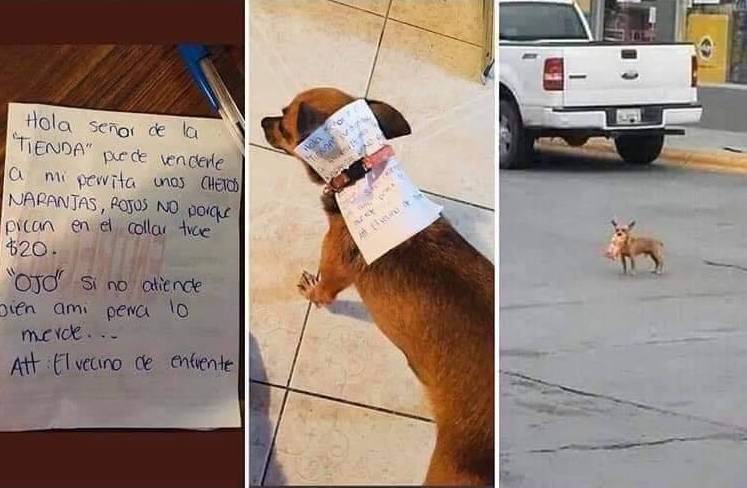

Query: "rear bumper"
(528, 103), (702, 135)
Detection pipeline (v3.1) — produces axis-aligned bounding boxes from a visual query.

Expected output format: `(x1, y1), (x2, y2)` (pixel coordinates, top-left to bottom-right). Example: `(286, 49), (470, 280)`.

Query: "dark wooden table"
(0, 45), (244, 488)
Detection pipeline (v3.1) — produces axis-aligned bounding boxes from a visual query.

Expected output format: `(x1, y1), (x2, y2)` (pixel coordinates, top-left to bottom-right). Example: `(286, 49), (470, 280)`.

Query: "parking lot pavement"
(500, 149), (747, 486)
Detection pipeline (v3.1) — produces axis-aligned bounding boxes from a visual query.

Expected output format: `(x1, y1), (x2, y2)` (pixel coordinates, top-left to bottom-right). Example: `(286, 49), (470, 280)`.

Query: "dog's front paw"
(298, 270), (319, 300)
(297, 270), (336, 307)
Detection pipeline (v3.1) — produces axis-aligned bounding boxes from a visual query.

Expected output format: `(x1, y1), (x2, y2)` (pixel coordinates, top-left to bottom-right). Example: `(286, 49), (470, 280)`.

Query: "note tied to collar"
(295, 100), (442, 264)
(0, 103), (241, 431)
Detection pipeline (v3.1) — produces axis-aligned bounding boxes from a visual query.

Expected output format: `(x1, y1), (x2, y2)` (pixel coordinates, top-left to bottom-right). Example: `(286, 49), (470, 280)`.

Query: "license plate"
(616, 108), (642, 125)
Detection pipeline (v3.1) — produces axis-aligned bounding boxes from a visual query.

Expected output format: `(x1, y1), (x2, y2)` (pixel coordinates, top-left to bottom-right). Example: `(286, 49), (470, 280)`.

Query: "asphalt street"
(500, 148), (747, 486)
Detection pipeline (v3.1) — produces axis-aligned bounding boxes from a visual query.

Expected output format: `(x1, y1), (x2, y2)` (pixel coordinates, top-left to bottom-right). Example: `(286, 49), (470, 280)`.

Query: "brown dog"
(609, 220), (664, 275)
(261, 87), (494, 486)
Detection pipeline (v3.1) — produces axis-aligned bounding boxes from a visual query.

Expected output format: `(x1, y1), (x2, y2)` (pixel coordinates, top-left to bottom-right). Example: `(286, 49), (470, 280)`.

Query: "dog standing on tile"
(262, 87), (494, 486)
(607, 220), (664, 275)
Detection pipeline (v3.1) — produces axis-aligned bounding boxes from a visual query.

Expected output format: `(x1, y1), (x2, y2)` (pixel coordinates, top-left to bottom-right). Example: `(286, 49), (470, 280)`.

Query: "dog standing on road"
(607, 220), (664, 275)
(262, 87), (494, 486)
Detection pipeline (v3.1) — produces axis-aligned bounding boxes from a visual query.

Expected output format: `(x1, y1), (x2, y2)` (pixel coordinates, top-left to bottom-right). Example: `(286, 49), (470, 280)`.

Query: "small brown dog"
(262, 87), (494, 486)
(608, 220), (664, 275)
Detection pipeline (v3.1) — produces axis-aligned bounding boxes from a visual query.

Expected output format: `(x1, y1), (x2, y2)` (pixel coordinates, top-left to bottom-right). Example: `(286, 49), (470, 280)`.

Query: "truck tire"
(614, 134), (665, 165)
(500, 99), (534, 169)
(563, 135), (589, 147)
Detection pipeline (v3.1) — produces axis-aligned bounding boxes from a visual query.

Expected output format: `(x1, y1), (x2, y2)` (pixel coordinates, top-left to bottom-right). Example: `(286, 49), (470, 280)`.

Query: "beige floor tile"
(434, 195), (494, 260)
(249, 0), (385, 146)
(265, 392), (436, 485)
(332, 0), (390, 16)
(389, 0), (484, 45)
(250, 146), (328, 383)
(290, 197), (493, 417)
(291, 285), (432, 418)
(250, 302), (309, 385)
(368, 20), (494, 208)
(250, 383), (286, 486)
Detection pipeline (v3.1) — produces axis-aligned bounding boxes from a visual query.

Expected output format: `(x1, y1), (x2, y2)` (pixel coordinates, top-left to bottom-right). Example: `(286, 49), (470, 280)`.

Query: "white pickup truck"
(499, 0), (703, 169)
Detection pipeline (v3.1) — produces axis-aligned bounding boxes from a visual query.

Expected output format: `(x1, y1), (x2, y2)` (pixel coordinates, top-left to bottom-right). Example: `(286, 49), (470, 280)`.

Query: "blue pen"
(178, 44), (245, 155)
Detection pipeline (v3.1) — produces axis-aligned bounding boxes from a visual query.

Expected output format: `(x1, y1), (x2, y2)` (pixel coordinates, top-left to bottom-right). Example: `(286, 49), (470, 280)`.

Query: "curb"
(538, 138), (747, 174)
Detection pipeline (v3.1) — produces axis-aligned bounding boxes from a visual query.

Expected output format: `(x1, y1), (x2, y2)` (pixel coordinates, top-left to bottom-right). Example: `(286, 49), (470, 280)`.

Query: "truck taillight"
(691, 55), (698, 87)
(544, 58), (564, 91)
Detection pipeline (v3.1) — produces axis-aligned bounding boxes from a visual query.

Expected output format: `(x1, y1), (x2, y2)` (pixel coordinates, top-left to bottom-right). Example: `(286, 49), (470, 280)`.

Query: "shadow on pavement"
(506, 147), (675, 174)
(327, 299), (374, 323)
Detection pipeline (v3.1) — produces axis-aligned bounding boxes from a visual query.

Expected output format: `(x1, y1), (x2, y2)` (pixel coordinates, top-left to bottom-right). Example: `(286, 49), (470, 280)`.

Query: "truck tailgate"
(562, 44), (695, 107)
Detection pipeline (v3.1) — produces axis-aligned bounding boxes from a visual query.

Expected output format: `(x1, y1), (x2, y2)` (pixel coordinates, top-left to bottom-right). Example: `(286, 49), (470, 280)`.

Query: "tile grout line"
(423, 189), (495, 212)
(259, 301), (314, 486)
(364, 0), (393, 98)
(327, 0), (385, 17)
(289, 385), (435, 424)
(387, 17), (484, 49)
(251, 378), (435, 424)
(286, 301), (315, 389)
(251, 378), (289, 390)
(259, 388), (289, 486)
(324, 0), (483, 50)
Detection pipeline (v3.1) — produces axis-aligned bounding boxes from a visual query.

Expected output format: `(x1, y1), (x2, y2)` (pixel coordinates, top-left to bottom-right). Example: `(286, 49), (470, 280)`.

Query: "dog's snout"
(261, 116), (286, 150)
(261, 117), (276, 131)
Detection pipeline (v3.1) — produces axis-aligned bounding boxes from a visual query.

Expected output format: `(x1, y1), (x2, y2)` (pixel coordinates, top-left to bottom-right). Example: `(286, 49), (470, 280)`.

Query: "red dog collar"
(326, 145), (395, 193)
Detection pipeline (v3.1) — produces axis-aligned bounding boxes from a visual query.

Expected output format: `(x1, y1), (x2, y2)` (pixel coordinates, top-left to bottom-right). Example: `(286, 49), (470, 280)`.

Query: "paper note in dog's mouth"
(605, 242), (620, 260)
(295, 99), (442, 264)
(0, 103), (242, 431)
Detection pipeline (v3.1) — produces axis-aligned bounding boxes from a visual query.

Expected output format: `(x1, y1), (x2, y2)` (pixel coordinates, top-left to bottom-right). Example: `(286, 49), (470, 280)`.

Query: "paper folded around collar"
(295, 100), (442, 264)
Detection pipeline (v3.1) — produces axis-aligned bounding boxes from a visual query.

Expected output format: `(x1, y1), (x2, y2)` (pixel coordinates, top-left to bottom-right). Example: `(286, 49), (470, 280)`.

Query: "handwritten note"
(0, 103), (241, 431)
(295, 99), (387, 181)
(295, 100), (441, 263)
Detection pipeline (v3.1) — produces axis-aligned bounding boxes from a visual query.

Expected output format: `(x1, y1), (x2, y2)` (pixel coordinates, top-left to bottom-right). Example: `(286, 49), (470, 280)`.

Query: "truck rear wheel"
(500, 99), (534, 169)
(614, 134), (665, 165)
(563, 135), (589, 147)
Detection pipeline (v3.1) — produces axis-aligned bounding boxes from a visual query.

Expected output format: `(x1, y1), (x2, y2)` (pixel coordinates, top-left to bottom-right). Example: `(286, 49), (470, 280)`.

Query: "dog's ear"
(628, 220), (636, 229)
(367, 99), (411, 140)
(611, 219), (618, 228)
(296, 102), (327, 142)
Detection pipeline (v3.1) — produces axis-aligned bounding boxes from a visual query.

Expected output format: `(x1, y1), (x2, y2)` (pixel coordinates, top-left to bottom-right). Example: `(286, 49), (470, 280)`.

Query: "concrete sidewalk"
(542, 84), (747, 173)
(542, 126), (747, 174)
(657, 85), (747, 169)
(698, 85), (747, 134)
(667, 126), (747, 153)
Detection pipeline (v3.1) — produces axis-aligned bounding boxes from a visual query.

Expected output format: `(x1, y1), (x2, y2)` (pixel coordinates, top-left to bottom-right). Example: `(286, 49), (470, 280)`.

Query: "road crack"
(526, 433), (746, 454)
(703, 260), (747, 272)
(501, 370), (747, 434)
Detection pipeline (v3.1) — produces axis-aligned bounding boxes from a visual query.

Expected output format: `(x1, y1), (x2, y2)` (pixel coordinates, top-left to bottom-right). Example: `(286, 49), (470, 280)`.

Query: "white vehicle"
(499, 0), (703, 168)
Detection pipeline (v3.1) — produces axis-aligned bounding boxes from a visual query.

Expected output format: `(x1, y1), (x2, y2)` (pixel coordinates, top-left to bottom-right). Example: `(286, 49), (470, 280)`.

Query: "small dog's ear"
(628, 220), (636, 229)
(367, 99), (411, 140)
(611, 219), (618, 228)
(297, 102), (326, 142)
